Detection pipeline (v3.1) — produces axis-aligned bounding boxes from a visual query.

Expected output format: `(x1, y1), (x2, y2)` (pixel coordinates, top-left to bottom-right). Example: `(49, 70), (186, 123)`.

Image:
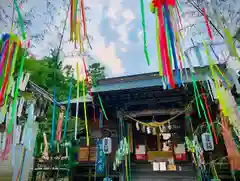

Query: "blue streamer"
(0, 34), (10, 65)
(99, 109), (103, 129)
(19, 148), (26, 181)
(210, 45), (219, 61)
(2, 34), (10, 43)
(50, 88), (57, 151)
(63, 76), (73, 140)
(195, 46), (204, 66)
(164, 3), (181, 87)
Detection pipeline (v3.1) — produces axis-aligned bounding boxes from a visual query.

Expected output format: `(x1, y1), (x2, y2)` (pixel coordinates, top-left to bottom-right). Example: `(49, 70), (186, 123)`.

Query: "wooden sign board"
(147, 151), (173, 161)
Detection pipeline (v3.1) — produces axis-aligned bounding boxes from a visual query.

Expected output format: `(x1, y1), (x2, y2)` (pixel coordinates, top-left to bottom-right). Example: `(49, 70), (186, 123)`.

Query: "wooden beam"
(128, 108), (185, 117)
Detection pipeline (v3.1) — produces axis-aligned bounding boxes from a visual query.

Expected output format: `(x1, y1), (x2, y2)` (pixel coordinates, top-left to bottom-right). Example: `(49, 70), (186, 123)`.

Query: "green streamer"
(127, 125), (132, 181)
(192, 74), (201, 119)
(176, 0), (183, 13)
(140, 0), (150, 65)
(192, 74), (212, 136)
(8, 50), (27, 134)
(8, 0), (27, 134)
(155, 10), (163, 76)
(211, 162), (219, 181)
(97, 94), (108, 120)
(13, 0), (26, 40)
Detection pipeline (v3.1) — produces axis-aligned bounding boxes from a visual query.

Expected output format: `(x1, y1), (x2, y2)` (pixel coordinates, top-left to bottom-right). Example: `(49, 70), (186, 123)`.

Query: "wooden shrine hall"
(65, 64), (235, 181)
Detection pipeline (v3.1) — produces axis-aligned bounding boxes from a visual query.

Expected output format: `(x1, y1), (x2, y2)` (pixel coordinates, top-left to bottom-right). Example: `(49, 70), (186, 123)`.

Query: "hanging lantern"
(201, 132), (214, 151)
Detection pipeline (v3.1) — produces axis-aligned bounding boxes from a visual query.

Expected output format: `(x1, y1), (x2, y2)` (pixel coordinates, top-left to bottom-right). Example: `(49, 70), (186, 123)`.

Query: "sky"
(0, 0), (240, 78)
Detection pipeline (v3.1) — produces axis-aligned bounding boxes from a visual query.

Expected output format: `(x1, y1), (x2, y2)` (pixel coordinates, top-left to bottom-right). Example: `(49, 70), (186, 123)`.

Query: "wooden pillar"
(117, 110), (124, 181)
(156, 127), (161, 151)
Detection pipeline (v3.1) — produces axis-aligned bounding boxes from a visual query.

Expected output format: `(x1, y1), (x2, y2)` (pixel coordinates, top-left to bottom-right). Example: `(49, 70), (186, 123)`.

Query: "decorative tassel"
(158, 5), (175, 88)
(164, 2), (181, 87)
(8, 39), (27, 135)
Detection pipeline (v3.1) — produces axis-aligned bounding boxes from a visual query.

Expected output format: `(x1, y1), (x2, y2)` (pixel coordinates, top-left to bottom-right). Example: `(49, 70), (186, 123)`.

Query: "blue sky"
(1, 0), (240, 78)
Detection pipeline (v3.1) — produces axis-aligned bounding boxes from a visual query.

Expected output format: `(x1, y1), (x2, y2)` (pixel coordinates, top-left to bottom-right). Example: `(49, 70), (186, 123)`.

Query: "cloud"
(122, 9), (136, 24)
(28, 0), (125, 77)
(120, 47), (127, 52)
(137, 30), (143, 43)
(84, 1), (125, 76)
(94, 42), (125, 76)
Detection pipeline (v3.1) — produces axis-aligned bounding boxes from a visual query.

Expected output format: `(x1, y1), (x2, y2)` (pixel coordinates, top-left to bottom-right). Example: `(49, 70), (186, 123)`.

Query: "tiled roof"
(92, 64), (227, 93)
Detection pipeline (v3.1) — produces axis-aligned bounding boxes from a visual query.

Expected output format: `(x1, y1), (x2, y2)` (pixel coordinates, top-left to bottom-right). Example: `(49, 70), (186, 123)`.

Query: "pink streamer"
(0, 133), (12, 160)
(0, 40), (10, 77)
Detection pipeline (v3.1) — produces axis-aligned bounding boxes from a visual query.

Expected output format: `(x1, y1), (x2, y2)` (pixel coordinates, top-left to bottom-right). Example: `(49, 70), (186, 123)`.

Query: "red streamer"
(176, 6), (182, 28)
(82, 56), (92, 96)
(158, 5), (175, 88)
(80, 0), (87, 40)
(201, 85), (218, 144)
(0, 43), (15, 103)
(70, 0), (73, 40)
(203, 8), (213, 40)
(0, 40), (10, 76)
(158, 8), (167, 76)
(153, 0), (176, 7)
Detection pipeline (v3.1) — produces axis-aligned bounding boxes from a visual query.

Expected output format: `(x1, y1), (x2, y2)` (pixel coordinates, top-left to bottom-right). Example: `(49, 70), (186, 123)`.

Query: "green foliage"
(15, 48), (106, 135)
(16, 48), (79, 101)
(88, 62), (106, 87)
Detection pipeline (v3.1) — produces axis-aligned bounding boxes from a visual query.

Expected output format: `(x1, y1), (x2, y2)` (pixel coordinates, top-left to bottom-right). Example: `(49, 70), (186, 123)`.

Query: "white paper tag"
(17, 97), (25, 117)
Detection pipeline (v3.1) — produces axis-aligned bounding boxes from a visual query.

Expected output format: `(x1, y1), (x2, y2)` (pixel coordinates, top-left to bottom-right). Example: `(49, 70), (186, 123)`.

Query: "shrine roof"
(92, 64), (227, 93)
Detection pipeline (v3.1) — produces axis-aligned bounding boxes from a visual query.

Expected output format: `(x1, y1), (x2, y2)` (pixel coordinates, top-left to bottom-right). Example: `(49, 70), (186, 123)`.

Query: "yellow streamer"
(125, 155), (129, 181)
(223, 28), (239, 59)
(78, 21), (84, 53)
(82, 71), (89, 146)
(75, 21), (80, 42)
(211, 162), (219, 181)
(203, 40), (229, 116)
